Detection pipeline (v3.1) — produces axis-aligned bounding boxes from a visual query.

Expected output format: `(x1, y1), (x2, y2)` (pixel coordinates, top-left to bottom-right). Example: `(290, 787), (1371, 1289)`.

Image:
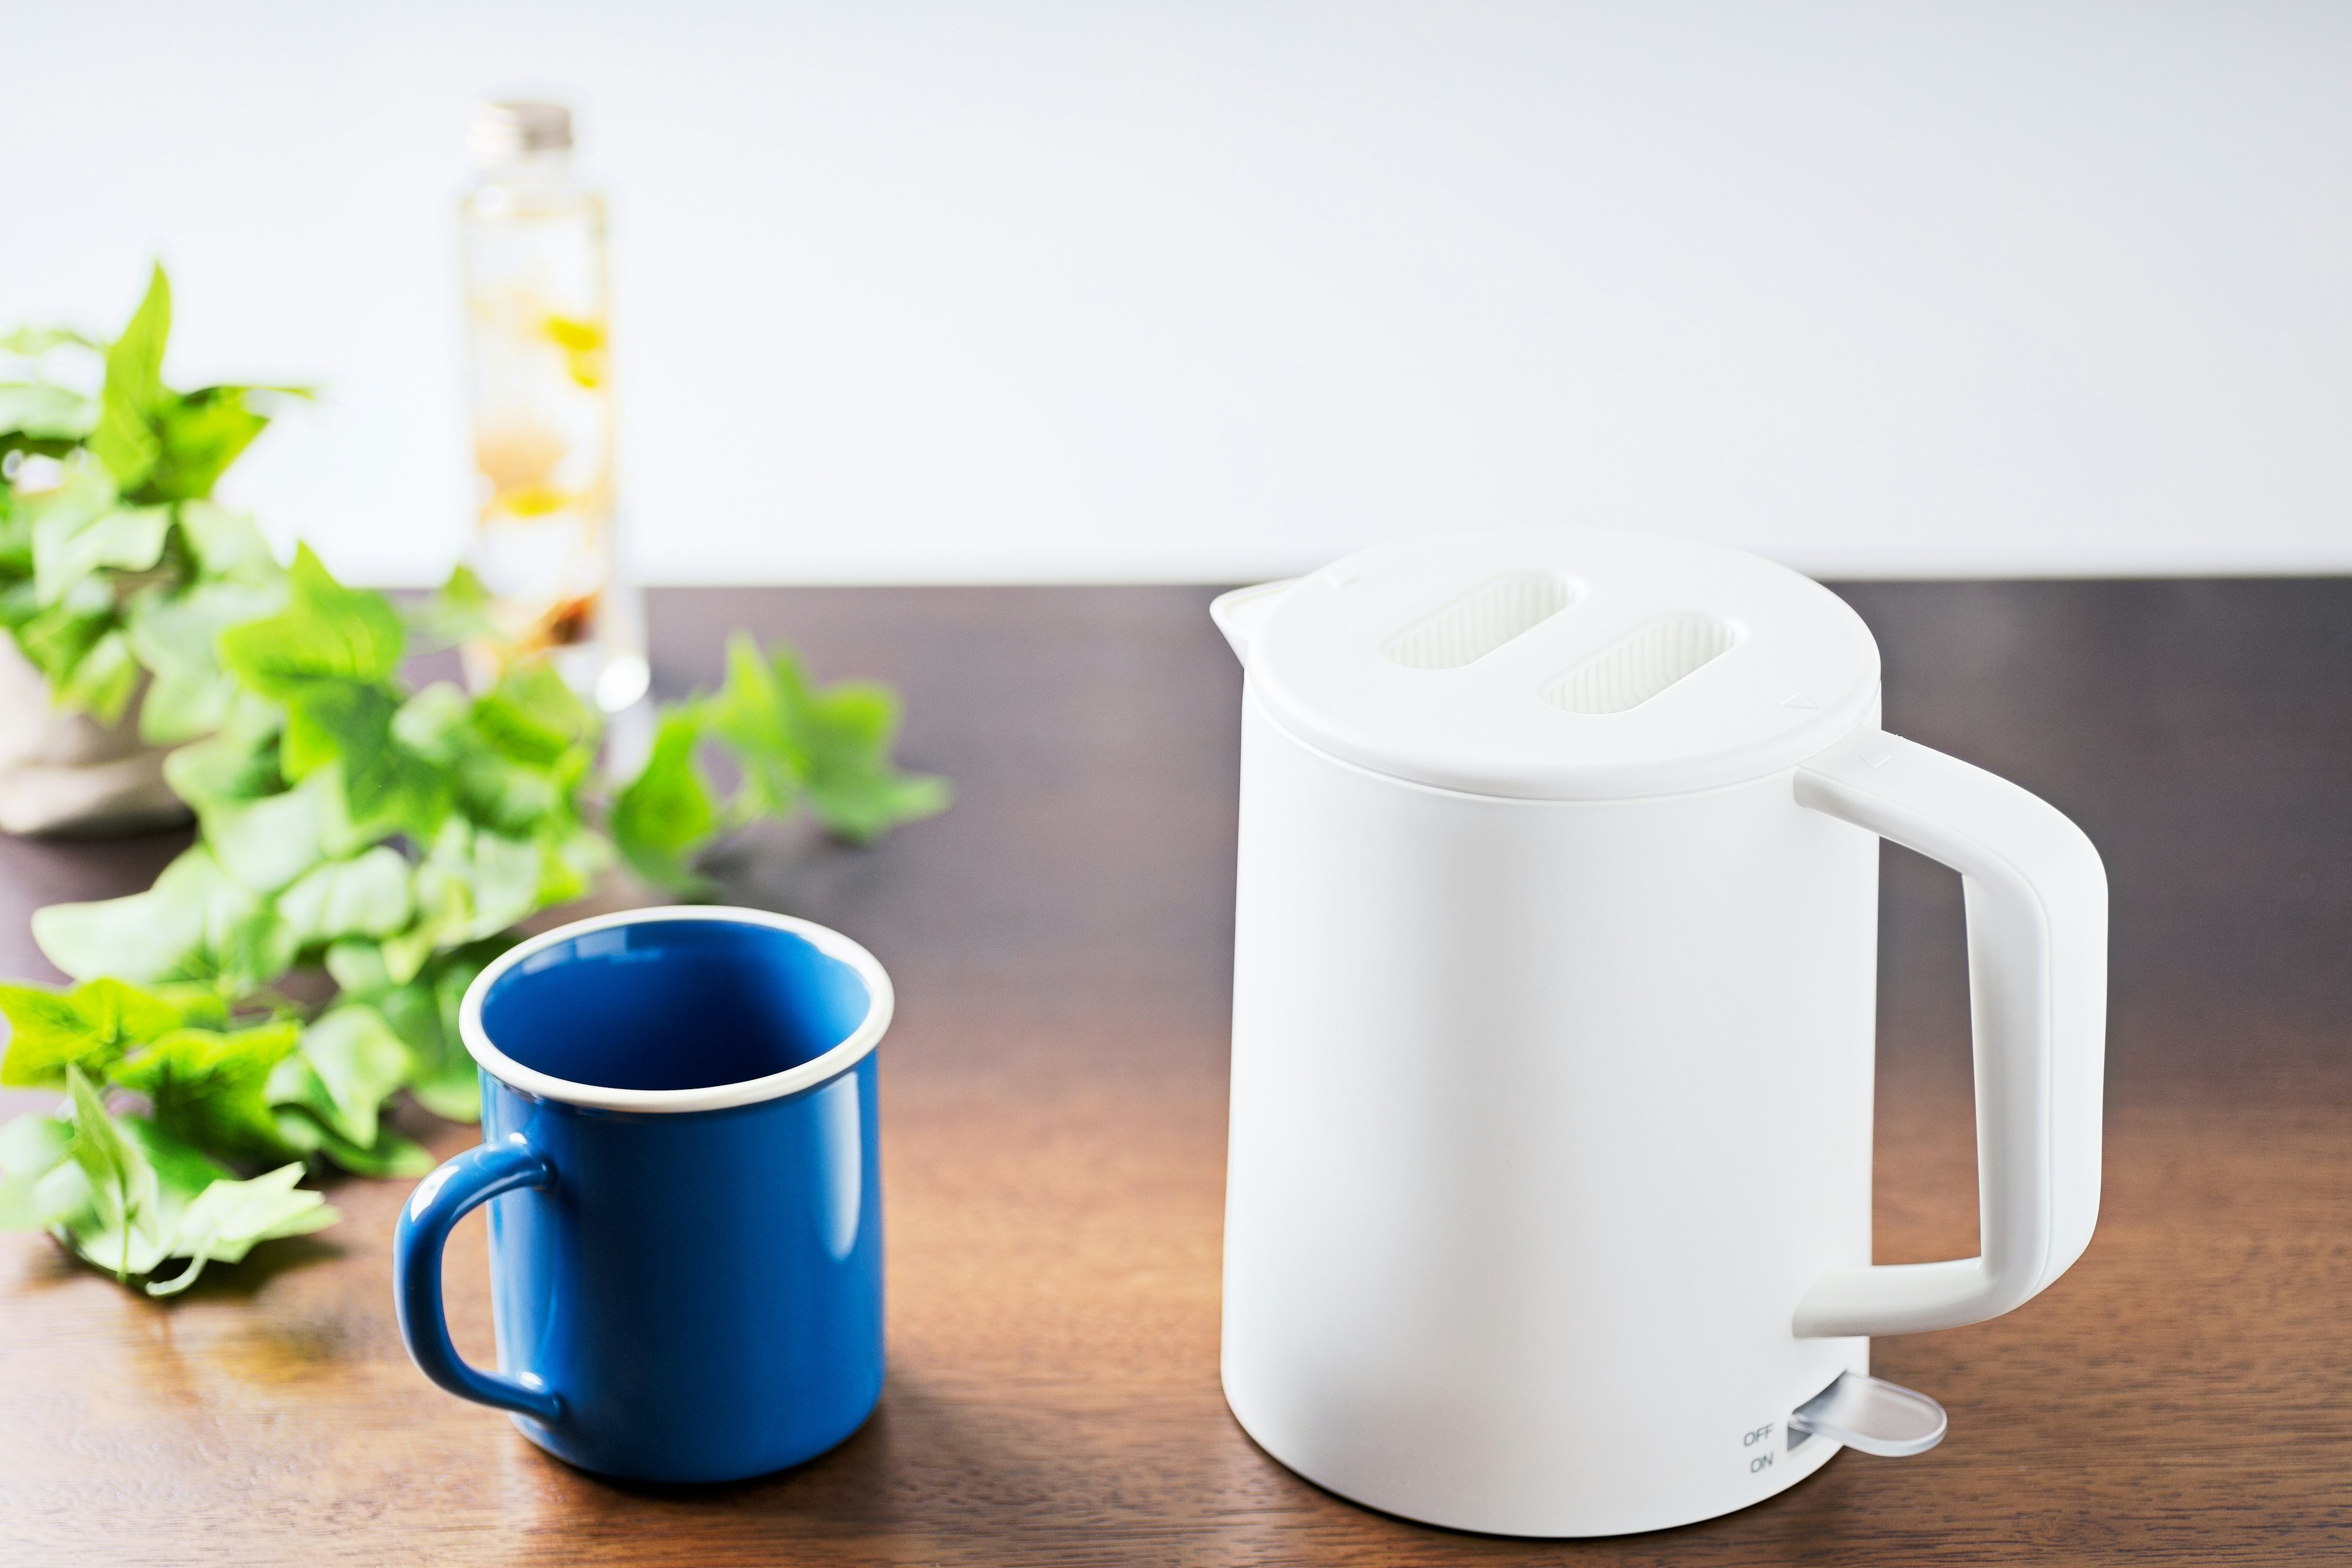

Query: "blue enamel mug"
(393, 907), (890, 1483)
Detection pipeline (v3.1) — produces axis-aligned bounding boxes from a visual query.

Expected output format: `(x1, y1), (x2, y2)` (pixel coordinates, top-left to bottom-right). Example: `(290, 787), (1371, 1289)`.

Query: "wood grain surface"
(0, 581), (2343, 1565)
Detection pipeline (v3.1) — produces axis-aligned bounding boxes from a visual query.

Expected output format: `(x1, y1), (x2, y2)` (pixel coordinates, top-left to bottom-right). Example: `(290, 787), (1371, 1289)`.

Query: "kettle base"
(1225, 1391), (1845, 1539)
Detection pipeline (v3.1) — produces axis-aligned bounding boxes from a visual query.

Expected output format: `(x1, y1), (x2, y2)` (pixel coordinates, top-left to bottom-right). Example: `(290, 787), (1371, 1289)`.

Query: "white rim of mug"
(458, 905), (895, 1114)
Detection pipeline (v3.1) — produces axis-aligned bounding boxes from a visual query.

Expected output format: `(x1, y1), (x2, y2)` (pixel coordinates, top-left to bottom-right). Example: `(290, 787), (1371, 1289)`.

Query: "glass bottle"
(457, 100), (649, 715)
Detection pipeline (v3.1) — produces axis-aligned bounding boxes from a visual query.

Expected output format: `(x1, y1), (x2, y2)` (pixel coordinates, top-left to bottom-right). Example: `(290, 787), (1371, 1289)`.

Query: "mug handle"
(1790, 726), (2109, 1338)
(393, 1133), (564, 1422)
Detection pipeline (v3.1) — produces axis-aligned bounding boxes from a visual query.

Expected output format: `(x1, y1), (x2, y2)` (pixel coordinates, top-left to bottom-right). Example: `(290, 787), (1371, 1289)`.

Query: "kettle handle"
(1790, 726), (2108, 1338)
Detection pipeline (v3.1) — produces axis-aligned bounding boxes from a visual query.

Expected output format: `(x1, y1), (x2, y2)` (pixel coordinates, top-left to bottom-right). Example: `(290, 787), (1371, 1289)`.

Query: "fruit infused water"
(458, 100), (647, 713)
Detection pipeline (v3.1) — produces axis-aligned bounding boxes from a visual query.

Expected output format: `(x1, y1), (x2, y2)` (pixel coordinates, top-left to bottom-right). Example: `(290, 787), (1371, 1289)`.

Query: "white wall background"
(4, 2), (2347, 584)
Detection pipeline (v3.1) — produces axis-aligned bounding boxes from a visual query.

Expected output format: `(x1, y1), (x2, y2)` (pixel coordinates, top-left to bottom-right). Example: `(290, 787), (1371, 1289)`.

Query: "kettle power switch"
(1787, 1372), (1948, 1458)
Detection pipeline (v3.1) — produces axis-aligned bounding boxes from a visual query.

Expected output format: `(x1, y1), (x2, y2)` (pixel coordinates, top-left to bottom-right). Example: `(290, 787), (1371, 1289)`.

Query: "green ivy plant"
(0, 265), (949, 1294)
(614, 631), (954, 893)
(1, 264), (304, 736)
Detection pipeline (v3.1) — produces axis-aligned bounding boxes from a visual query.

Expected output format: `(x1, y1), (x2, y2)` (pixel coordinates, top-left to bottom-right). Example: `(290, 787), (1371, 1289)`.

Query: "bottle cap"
(472, 100), (573, 165)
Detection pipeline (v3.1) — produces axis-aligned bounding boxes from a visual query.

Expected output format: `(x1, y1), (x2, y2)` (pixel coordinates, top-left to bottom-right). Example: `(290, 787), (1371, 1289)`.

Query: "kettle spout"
(1210, 579), (1300, 665)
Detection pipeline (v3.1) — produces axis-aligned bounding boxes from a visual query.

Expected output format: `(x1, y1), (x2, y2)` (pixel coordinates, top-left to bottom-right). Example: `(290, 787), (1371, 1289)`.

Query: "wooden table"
(0, 581), (2344, 1565)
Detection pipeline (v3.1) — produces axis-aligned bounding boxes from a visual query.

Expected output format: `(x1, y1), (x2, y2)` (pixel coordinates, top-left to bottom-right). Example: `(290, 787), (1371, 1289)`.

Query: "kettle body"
(1216, 530), (2107, 1537)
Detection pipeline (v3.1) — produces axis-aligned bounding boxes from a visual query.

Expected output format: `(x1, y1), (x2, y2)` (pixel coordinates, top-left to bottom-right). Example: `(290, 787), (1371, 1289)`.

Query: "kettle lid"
(1238, 529), (1880, 801)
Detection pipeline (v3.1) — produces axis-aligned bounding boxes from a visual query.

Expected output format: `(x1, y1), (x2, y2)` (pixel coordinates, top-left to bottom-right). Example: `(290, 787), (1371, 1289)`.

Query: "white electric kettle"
(1213, 529), (2106, 1537)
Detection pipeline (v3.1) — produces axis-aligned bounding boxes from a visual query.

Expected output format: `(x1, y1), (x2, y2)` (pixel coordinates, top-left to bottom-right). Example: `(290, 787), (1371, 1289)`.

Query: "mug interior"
(479, 918), (873, 1093)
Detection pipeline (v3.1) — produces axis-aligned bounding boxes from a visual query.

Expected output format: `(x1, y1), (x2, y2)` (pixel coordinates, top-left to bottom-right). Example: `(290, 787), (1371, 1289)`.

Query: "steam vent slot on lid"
(1380, 570), (1577, 670)
(1547, 614), (1738, 714)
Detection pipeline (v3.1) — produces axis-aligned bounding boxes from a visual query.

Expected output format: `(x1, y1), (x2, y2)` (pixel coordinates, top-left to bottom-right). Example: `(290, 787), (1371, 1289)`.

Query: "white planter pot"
(0, 635), (189, 838)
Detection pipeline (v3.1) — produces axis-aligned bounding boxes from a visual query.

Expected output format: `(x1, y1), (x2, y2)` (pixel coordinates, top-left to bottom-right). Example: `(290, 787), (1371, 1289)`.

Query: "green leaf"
(48, 1112), (223, 1276)
(0, 501), (29, 579)
(55, 627), (140, 724)
(276, 846), (414, 948)
(0, 986), (119, 1087)
(393, 677), (594, 840)
(20, 461), (121, 599)
(534, 820), (608, 908)
(269, 1005), (410, 1151)
(435, 938), (511, 1027)
(209, 540), (445, 843)
(0, 1113), (78, 1230)
(32, 500), (169, 606)
(690, 637), (949, 846)
(699, 633), (803, 818)
(107, 1020), (303, 1162)
(322, 938), (393, 998)
(32, 827), (312, 1001)
(216, 543), (403, 695)
(383, 997), (477, 1121)
(100, 976), (224, 1036)
(610, 709), (718, 894)
(144, 1163), (337, 1297)
(38, 1106), (336, 1293)
(404, 563), (503, 652)
(123, 1112), (235, 1200)
(127, 575), (288, 744)
(0, 383), (96, 441)
(815, 771), (953, 843)
(388, 940), (507, 1123)
(32, 1101), (334, 1293)
(375, 925), (437, 989)
(189, 908), (299, 1000)
(0, 1114), (74, 1182)
(11, 575), (115, 689)
(456, 747), (569, 837)
(33, 844), (260, 986)
(413, 820), (541, 946)
(0, 326), (100, 355)
(466, 831), (543, 938)
(388, 682), (471, 763)
(62, 1065), (160, 1281)
(162, 693), (283, 808)
(274, 1115), (431, 1180)
(407, 661), (603, 838)
(278, 683), (380, 784)
(89, 265), (170, 492)
(375, 979), (447, 1080)
(281, 682), (450, 839)
(795, 676), (951, 843)
(0, 976), (217, 1087)
(175, 502), (283, 585)
(198, 773), (337, 895)
(145, 387), (269, 503)
(472, 660), (597, 766)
